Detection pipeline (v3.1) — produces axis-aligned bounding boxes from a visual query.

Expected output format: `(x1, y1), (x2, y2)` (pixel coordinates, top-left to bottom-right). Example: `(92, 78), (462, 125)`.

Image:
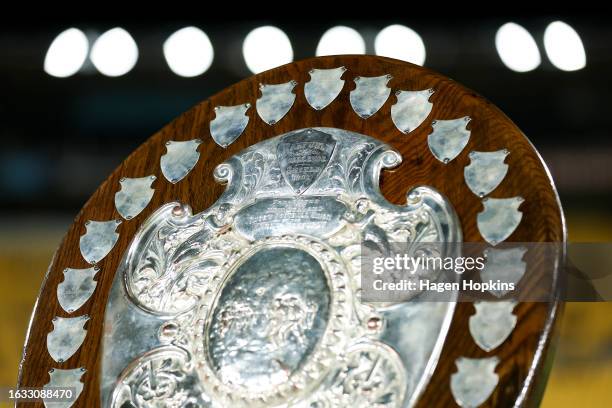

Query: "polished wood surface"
(17, 55), (564, 407)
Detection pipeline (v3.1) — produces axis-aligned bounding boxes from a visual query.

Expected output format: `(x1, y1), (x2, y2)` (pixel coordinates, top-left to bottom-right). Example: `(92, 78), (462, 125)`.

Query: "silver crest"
(47, 315), (89, 363)
(114, 176), (156, 220)
(451, 357), (499, 407)
(391, 89), (434, 134)
(160, 139), (202, 183)
(57, 266), (99, 313)
(481, 247), (527, 297)
(350, 74), (392, 118)
(477, 197), (524, 245)
(469, 301), (517, 352)
(210, 104), (250, 147)
(79, 219), (121, 264)
(256, 80), (297, 125)
(464, 150), (509, 197)
(44, 367), (85, 408)
(428, 117), (471, 163)
(102, 127), (462, 408)
(304, 67), (346, 110)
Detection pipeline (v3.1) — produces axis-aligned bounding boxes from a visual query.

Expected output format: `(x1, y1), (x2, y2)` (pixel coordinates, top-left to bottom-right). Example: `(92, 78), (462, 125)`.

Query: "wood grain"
(17, 55), (565, 407)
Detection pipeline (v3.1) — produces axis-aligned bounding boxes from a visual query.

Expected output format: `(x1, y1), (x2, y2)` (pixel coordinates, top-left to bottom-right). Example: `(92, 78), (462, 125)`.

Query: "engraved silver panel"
(428, 117), (471, 164)
(350, 74), (392, 118)
(464, 150), (509, 197)
(160, 139), (202, 183)
(114, 176), (156, 220)
(57, 266), (99, 313)
(451, 357), (499, 408)
(102, 127), (462, 408)
(391, 89), (434, 134)
(44, 367), (85, 408)
(469, 301), (517, 352)
(47, 315), (89, 363)
(79, 220), (121, 264)
(481, 247), (527, 297)
(477, 197), (524, 245)
(210, 104), (250, 148)
(256, 80), (297, 125)
(304, 67), (346, 110)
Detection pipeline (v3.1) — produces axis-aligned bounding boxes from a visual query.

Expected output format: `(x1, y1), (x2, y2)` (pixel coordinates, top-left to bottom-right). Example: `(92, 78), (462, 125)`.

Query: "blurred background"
(1, 15), (611, 407)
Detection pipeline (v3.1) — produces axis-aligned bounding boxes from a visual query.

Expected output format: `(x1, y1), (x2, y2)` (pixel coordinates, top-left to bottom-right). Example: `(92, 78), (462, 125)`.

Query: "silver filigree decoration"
(256, 80), (297, 125)
(114, 176), (156, 220)
(79, 219), (121, 264)
(469, 301), (517, 352)
(210, 104), (250, 148)
(57, 266), (99, 313)
(304, 67), (346, 110)
(391, 89), (434, 133)
(44, 367), (85, 408)
(47, 315), (89, 363)
(481, 247), (527, 297)
(464, 150), (509, 197)
(350, 74), (392, 118)
(477, 197), (524, 245)
(428, 116), (471, 163)
(451, 357), (499, 407)
(160, 139), (202, 183)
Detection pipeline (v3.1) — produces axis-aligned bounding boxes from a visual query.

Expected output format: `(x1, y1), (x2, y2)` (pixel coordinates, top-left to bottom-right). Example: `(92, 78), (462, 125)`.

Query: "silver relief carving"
(44, 367), (85, 408)
(79, 219), (121, 264)
(481, 247), (527, 297)
(464, 150), (509, 197)
(210, 104), (250, 148)
(451, 357), (499, 408)
(304, 67), (346, 110)
(428, 117), (471, 164)
(102, 127), (462, 408)
(256, 80), (297, 125)
(57, 266), (99, 313)
(161, 139), (202, 183)
(391, 89), (434, 134)
(47, 315), (89, 363)
(477, 197), (524, 245)
(114, 176), (156, 220)
(469, 301), (517, 352)
(350, 74), (392, 118)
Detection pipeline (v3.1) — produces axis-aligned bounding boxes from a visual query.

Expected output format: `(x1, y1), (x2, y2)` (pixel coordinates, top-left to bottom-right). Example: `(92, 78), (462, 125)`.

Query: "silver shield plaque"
(101, 128), (462, 408)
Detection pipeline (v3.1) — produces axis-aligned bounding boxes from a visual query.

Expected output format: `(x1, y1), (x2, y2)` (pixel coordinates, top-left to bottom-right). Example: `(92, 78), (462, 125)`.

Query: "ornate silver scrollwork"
(391, 89), (434, 134)
(210, 104), (250, 148)
(469, 301), (517, 352)
(160, 139), (202, 183)
(464, 150), (509, 197)
(256, 80), (297, 125)
(47, 315), (89, 363)
(114, 176), (156, 220)
(350, 74), (392, 118)
(57, 266), (99, 313)
(451, 357), (499, 407)
(44, 367), (85, 408)
(481, 247), (527, 297)
(477, 197), (524, 245)
(79, 219), (121, 264)
(428, 117), (471, 164)
(304, 67), (346, 110)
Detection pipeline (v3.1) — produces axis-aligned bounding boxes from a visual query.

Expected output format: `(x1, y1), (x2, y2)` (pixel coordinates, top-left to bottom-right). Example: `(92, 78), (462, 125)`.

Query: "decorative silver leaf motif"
(464, 150), (509, 197)
(79, 220), (121, 264)
(349, 74), (392, 118)
(451, 357), (499, 407)
(210, 104), (250, 148)
(256, 80), (297, 125)
(47, 315), (89, 363)
(57, 266), (99, 313)
(160, 139), (202, 183)
(469, 301), (517, 352)
(391, 89), (434, 133)
(304, 67), (346, 110)
(44, 367), (85, 408)
(477, 197), (524, 245)
(428, 116), (471, 163)
(114, 176), (156, 220)
(481, 247), (527, 297)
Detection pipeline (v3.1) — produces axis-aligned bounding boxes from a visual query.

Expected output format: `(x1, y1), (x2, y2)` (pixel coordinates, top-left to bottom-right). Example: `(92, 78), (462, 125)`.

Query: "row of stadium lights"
(44, 22), (586, 79)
